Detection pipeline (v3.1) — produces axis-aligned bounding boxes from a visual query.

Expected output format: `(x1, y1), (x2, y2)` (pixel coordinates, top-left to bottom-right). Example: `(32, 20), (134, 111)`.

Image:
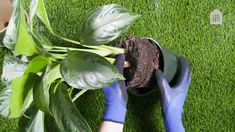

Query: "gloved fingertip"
(154, 69), (164, 80)
(114, 54), (125, 70)
(173, 56), (192, 88)
(116, 54), (125, 61)
(102, 83), (116, 92)
(102, 86), (109, 93)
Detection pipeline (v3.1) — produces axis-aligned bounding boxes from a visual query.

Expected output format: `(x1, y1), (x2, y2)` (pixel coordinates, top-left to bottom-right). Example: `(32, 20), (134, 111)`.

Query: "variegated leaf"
(79, 4), (140, 45)
(1, 54), (27, 85)
(0, 85), (11, 117)
(60, 51), (125, 89)
(3, 0), (38, 56)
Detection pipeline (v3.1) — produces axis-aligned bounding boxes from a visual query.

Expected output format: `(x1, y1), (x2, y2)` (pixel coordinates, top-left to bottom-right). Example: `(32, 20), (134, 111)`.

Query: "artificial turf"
(0, 0), (235, 131)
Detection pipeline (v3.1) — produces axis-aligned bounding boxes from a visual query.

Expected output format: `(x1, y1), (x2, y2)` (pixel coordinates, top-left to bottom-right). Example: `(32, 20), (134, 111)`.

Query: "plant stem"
(69, 87), (74, 97)
(51, 46), (113, 57)
(53, 79), (64, 93)
(54, 34), (81, 45)
(52, 34), (125, 55)
(100, 45), (126, 54)
(105, 57), (130, 67)
(48, 49), (67, 52)
(53, 34), (106, 50)
(53, 45), (125, 56)
(72, 89), (88, 102)
(105, 57), (116, 64)
(50, 53), (67, 60)
(53, 46), (104, 52)
(22, 113), (30, 119)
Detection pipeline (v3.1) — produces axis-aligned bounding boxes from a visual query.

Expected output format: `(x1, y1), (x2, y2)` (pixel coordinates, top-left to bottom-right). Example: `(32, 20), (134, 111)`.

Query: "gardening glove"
(102, 54), (127, 124)
(154, 57), (192, 132)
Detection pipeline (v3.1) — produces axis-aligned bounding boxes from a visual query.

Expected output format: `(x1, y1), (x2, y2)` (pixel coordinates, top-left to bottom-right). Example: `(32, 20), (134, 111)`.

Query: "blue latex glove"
(155, 57), (192, 132)
(102, 54), (127, 124)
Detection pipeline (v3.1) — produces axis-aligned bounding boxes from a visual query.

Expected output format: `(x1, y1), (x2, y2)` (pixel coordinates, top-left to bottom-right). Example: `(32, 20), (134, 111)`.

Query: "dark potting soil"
(120, 36), (161, 90)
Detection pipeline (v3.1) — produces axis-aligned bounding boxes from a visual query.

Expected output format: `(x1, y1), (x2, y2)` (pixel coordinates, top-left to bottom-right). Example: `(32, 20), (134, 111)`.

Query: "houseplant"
(120, 36), (179, 96)
(0, 0), (140, 131)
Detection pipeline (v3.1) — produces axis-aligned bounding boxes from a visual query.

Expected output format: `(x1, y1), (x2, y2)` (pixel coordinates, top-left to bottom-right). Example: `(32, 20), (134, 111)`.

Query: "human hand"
(154, 57), (192, 132)
(102, 54), (127, 124)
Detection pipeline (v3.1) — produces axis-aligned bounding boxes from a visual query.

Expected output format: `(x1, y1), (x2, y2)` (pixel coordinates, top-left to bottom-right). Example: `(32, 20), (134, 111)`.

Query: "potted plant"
(0, 0), (180, 131)
(0, 0), (140, 131)
(120, 36), (179, 96)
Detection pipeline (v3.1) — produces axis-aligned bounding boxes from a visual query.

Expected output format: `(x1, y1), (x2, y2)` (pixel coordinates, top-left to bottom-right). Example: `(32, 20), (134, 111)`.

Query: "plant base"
(120, 36), (164, 96)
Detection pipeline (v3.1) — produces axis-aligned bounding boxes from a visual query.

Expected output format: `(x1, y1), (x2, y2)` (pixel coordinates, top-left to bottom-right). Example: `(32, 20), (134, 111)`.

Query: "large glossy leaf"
(29, 0), (37, 22)
(24, 55), (49, 75)
(32, 31), (53, 51)
(44, 114), (60, 132)
(14, 4), (38, 56)
(0, 85), (11, 117)
(18, 105), (44, 132)
(49, 84), (92, 132)
(45, 63), (62, 87)
(33, 74), (50, 113)
(79, 4), (140, 45)
(30, 0), (53, 33)
(33, 63), (62, 113)
(3, 0), (37, 55)
(60, 51), (124, 89)
(3, 0), (20, 50)
(31, 31), (58, 62)
(9, 73), (39, 118)
(0, 85), (33, 118)
(1, 54), (27, 85)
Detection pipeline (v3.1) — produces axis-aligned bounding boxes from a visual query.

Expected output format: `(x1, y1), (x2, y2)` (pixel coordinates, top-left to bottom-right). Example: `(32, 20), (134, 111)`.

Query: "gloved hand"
(155, 57), (192, 132)
(102, 54), (127, 124)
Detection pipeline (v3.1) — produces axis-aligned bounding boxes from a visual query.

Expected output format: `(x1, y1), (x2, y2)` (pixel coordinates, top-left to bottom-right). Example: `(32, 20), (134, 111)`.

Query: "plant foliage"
(0, 0), (139, 131)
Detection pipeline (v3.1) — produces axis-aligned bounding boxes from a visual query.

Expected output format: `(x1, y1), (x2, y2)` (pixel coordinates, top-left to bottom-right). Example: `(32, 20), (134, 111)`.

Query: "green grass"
(1, 0), (235, 131)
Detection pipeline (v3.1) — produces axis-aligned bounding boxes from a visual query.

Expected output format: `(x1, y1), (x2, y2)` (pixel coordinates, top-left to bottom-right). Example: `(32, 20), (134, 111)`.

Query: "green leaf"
(33, 75), (50, 113)
(1, 54), (27, 85)
(45, 63), (62, 87)
(50, 84), (92, 132)
(44, 114), (60, 132)
(18, 105), (44, 132)
(33, 63), (62, 113)
(29, 0), (37, 23)
(31, 31), (63, 62)
(30, 0), (53, 33)
(60, 51), (124, 89)
(3, 0), (20, 50)
(0, 85), (11, 117)
(3, 0), (37, 55)
(9, 73), (39, 118)
(30, 0), (82, 47)
(32, 31), (53, 51)
(24, 55), (49, 75)
(14, 4), (38, 56)
(79, 4), (140, 45)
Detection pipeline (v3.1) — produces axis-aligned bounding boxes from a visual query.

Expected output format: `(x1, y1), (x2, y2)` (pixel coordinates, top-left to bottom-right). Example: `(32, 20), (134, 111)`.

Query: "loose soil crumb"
(120, 36), (161, 90)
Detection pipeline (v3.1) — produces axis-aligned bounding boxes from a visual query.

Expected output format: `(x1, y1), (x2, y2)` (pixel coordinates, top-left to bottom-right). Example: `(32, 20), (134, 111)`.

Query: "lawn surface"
(0, 0), (235, 131)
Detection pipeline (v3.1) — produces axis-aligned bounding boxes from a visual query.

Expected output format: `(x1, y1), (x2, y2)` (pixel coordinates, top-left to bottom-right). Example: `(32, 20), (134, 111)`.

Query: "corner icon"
(210, 9), (222, 25)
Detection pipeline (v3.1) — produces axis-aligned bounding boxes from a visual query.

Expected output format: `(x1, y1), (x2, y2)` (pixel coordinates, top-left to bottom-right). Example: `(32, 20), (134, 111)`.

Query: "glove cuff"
(103, 104), (127, 124)
(163, 94), (186, 132)
(164, 109), (185, 132)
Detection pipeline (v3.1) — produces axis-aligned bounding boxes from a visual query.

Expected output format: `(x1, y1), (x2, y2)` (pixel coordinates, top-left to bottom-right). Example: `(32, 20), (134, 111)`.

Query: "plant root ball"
(120, 36), (161, 89)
